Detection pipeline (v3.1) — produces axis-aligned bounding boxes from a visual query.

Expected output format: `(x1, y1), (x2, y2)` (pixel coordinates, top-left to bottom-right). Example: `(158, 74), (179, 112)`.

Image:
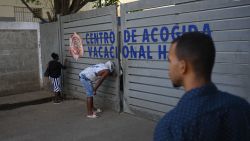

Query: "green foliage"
(93, 0), (119, 8)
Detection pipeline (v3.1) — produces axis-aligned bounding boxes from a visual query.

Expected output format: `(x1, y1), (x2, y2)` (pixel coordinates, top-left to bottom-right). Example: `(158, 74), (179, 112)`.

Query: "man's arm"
(93, 70), (110, 95)
(61, 58), (67, 69)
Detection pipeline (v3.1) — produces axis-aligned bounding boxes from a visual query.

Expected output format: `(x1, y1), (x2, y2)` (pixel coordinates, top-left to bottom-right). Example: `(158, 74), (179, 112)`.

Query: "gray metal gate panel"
(40, 22), (60, 77)
(121, 0), (250, 119)
(60, 6), (120, 111)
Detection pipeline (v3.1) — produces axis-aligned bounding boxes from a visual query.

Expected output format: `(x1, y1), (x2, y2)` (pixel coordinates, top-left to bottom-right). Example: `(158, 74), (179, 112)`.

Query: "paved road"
(0, 96), (156, 141)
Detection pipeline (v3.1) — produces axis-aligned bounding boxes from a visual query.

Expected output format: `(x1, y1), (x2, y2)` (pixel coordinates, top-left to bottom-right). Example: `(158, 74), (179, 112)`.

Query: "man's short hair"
(172, 32), (216, 80)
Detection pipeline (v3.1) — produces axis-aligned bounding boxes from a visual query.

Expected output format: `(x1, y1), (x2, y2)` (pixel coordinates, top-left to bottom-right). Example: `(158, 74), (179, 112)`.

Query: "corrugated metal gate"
(60, 6), (121, 111)
(121, 0), (250, 119)
(45, 0), (250, 119)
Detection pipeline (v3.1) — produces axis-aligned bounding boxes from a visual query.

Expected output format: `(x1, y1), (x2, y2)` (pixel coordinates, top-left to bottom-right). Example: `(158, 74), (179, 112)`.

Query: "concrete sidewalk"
(0, 91), (156, 141)
(0, 91), (53, 111)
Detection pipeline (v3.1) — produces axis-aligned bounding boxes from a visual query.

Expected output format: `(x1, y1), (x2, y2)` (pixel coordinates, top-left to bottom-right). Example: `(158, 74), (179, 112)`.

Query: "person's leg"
(87, 96), (93, 115)
(80, 78), (96, 117)
(56, 78), (62, 103)
(54, 92), (60, 103)
(56, 77), (64, 101)
(51, 77), (61, 103)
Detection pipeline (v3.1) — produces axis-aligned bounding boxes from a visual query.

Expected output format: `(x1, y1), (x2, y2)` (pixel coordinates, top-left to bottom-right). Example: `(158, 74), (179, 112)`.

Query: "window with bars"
(14, 7), (42, 22)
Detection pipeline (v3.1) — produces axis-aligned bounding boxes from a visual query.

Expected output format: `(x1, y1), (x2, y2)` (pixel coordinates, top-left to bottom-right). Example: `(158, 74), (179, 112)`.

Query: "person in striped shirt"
(45, 53), (67, 104)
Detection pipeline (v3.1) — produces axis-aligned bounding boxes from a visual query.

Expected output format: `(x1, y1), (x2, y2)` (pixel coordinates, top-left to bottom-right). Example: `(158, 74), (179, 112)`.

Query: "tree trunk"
(54, 0), (62, 14)
(20, 0), (48, 23)
(69, 0), (82, 13)
(22, 0), (100, 22)
(61, 0), (70, 15)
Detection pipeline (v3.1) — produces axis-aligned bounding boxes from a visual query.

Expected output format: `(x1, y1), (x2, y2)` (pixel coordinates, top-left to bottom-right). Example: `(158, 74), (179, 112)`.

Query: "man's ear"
(179, 60), (187, 74)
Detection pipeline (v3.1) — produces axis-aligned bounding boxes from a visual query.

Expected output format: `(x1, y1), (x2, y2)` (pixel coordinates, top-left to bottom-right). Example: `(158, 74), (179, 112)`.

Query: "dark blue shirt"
(154, 83), (250, 141)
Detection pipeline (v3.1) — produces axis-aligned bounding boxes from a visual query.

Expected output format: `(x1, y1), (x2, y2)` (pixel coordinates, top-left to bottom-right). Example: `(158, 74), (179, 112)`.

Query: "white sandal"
(86, 114), (98, 118)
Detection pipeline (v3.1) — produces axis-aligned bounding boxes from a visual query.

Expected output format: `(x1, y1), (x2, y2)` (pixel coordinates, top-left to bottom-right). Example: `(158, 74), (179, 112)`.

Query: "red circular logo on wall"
(69, 32), (84, 60)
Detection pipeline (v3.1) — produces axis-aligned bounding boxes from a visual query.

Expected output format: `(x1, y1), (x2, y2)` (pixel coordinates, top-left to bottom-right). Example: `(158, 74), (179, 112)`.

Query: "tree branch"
(20, 0), (48, 23)
(46, 11), (53, 22)
(71, 0), (96, 13)
(69, 0), (81, 13)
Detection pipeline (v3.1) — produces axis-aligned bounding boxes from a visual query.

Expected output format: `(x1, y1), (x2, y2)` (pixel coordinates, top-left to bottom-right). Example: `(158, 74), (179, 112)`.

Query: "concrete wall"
(0, 22), (40, 96)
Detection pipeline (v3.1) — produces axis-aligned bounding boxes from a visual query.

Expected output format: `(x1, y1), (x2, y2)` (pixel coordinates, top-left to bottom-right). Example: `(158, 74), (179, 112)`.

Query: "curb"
(0, 96), (54, 111)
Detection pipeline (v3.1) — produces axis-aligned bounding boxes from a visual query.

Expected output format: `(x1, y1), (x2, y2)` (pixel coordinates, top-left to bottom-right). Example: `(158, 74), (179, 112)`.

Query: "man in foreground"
(154, 32), (250, 141)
